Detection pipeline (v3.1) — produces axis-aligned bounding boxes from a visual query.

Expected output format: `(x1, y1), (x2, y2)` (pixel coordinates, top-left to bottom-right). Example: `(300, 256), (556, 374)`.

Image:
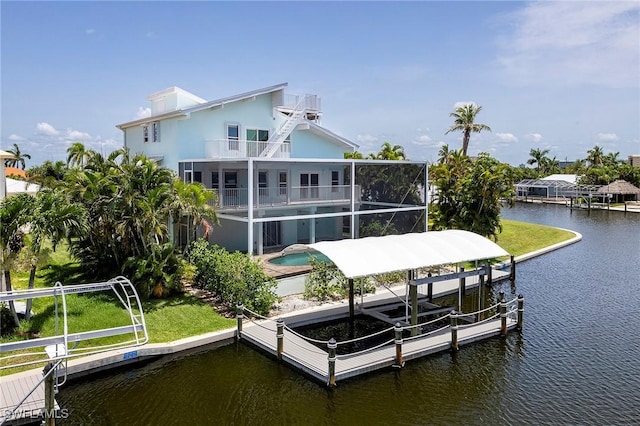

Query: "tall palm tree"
(586, 145), (604, 167)
(445, 104), (491, 156)
(5, 143), (31, 170)
(527, 148), (551, 175)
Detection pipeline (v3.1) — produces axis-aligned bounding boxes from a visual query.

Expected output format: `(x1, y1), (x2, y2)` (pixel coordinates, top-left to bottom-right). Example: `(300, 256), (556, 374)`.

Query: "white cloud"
(8, 134), (24, 141)
(452, 101), (477, 110)
(136, 107), (152, 119)
(498, 2), (640, 88)
(496, 133), (518, 143)
(86, 28), (95, 35)
(36, 122), (60, 136)
(66, 129), (92, 141)
(414, 134), (431, 144)
(596, 132), (619, 142)
(525, 133), (543, 143)
(357, 134), (378, 144)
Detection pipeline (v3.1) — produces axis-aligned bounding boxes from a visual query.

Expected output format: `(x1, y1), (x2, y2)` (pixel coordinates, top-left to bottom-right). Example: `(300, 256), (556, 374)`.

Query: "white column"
(247, 159), (254, 255)
(350, 160), (356, 239)
(0, 160), (6, 201)
(309, 207), (316, 244)
(257, 211), (264, 256)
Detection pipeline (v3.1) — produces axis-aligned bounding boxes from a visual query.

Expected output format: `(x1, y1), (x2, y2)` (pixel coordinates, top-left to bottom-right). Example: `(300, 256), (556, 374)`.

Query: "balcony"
(205, 139), (291, 159)
(207, 185), (361, 210)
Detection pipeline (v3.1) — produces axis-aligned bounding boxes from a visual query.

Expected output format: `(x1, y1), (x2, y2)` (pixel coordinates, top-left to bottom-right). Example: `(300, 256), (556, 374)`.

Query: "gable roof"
(117, 83), (288, 130)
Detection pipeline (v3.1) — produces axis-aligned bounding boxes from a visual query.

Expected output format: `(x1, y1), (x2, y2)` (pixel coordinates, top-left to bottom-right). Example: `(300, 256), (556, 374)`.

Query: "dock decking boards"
(0, 371), (60, 425)
(240, 317), (517, 384)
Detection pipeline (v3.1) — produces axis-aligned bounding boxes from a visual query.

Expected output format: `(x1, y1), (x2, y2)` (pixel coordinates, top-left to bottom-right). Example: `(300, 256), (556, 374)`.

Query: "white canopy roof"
(306, 230), (509, 278)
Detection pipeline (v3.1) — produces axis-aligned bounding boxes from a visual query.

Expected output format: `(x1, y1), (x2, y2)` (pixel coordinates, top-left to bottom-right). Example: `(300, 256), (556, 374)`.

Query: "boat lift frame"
(0, 276), (148, 425)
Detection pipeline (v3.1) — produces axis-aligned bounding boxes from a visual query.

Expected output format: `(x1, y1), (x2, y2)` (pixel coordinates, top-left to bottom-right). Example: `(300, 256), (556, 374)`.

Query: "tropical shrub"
(124, 243), (184, 298)
(304, 257), (375, 301)
(186, 240), (278, 315)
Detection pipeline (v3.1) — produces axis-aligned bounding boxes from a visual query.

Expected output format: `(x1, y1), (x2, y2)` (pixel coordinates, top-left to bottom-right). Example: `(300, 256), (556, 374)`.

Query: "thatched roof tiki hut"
(596, 180), (640, 203)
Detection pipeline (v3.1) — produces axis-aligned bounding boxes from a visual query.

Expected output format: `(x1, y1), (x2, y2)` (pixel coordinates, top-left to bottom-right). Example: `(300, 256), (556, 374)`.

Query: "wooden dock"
(240, 315), (518, 385)
(0, 370), (59, 425)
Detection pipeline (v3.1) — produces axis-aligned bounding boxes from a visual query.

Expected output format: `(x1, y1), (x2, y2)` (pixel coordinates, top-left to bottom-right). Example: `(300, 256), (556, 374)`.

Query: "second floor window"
(227, 124), (239, 150)
(143, 126), (149, 143)
(152, 122), (160, 143)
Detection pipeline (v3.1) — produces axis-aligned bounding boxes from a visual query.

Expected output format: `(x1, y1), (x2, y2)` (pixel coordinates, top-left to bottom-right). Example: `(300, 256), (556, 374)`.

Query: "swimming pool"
(268, 252), (332, 266)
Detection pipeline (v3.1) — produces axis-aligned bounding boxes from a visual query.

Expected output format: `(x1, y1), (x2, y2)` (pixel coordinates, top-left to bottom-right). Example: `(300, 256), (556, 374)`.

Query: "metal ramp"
(0, 276), (148, 425)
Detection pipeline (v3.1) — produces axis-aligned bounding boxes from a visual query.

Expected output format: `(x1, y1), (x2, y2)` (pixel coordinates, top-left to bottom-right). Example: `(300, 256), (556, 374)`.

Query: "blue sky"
(2, 1), (639, 167)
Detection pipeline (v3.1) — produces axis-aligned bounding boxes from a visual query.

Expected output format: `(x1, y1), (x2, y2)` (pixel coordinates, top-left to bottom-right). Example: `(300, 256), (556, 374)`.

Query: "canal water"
(57, 204), (640, 425)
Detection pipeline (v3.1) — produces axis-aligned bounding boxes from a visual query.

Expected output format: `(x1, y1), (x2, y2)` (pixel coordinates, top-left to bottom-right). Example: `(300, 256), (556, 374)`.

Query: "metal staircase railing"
(261, 95), (309, 157)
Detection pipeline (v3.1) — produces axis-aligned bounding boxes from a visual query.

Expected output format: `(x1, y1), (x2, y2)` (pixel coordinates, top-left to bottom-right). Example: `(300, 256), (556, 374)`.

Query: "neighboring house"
(117, 83), (428, 255)
(629, 155), (640, 168)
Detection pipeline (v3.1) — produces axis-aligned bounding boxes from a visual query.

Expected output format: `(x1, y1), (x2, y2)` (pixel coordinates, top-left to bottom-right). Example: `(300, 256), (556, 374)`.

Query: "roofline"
(116, 82), (289, 130)
(306, 121), (359, 151)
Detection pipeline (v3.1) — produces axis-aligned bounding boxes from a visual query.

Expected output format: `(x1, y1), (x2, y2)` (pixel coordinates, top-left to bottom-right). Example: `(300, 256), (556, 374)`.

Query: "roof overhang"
(305, 230), (509, 278)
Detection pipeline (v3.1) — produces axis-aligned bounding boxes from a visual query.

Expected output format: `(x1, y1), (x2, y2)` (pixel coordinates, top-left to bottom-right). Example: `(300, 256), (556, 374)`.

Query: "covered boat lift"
(306, 230), (510, 331)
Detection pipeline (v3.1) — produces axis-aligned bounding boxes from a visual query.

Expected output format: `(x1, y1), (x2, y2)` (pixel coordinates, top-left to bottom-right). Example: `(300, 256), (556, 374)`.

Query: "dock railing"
(236, 295), (523, 385)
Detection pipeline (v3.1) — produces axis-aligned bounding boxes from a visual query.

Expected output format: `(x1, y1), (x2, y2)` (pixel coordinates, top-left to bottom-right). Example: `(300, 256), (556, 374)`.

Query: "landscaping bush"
(186, 240), (278, 316)
(1, 303), (18, 336)
(304, 257), (375, 301)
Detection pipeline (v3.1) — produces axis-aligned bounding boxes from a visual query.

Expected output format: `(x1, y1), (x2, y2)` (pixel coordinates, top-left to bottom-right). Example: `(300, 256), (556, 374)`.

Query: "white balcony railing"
(207, 185), (360, 209)
(205, 139), (291, 159)
(282, 94), (321, 112)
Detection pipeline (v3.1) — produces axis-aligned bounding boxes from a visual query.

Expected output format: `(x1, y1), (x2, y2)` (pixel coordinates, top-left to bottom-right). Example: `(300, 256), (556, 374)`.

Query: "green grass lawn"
(498, 219), (575, 256)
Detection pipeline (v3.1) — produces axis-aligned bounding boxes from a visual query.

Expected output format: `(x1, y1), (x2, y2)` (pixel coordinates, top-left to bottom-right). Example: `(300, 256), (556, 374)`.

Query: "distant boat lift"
(0, 276), (148, 425)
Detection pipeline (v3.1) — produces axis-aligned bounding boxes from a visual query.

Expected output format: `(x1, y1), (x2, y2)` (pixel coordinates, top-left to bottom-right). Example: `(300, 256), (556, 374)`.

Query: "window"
(193, 171), (202, 183)
(300, 172), (319, 199)
(258, 171), (268, 198)
(224, 171), (237, 188)
(227, 124), (239, 150)
(143, 126), (149, 143)
(331, 171), (340, 193)
(279, 171), (288, 196)
(247, 129), (269, 156)
(211, 172), (219, 189)
(152, 122), (160, 142)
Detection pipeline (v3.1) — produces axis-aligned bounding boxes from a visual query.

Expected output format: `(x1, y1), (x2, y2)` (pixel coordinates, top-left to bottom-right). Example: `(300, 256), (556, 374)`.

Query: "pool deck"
(258, 252), (314, 278)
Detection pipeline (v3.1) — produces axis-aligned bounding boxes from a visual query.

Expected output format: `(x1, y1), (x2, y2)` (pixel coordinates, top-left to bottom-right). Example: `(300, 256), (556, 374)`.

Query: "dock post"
(500, 298), (507, 337)
(327, 338), (337, 387)
(517, 294), (524, 330)
(393, 322), (404, 368)
(43, 363), (55, 426)
(427, 272), (433, 301)
(450, 310), (459, 351)
(509, 256), (516, 282)
(348, 278), (354, 320)
(486, 263), (492, 285)
(236, 303), (244, 338)
(409, 272), (418, 337)
(459, 267), (466, 297)
(276, 318), (284, 360)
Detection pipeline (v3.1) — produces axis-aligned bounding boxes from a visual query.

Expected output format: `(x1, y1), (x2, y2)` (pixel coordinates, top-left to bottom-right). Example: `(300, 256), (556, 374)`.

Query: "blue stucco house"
(117, 83), (427, 255)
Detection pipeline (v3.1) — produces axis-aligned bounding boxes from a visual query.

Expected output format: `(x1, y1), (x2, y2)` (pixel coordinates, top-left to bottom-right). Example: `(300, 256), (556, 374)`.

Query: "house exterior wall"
(289, 130), (346, 159)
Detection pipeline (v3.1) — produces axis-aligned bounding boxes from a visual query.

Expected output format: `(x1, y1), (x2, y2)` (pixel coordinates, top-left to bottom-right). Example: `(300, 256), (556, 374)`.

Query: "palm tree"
(375, 142), (406, 160)
(66, 142), (91, 168)
(0, 193), (34, 326)
(445, 104), (491, 156)
(603, 152), (621, 167)
(527, 148), (551, 175)
(586, 145), (604, 167)
(23, 189), (88, 320)
(5, 143), (31, 170)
